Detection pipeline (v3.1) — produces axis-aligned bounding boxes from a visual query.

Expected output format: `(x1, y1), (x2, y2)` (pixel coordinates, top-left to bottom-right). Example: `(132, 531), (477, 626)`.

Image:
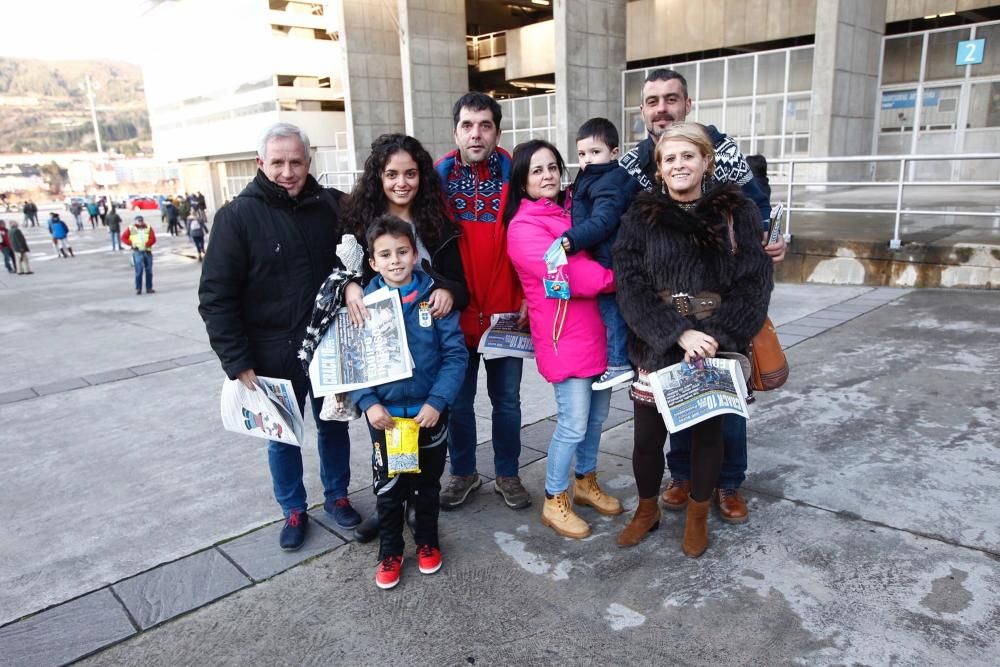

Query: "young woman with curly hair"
(342, 133), (469, 318)
(342, 133), (469, 543)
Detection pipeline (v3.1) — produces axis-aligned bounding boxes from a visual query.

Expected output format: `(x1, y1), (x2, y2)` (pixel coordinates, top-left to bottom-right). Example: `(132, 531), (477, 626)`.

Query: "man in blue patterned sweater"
(619, 68), (786, 525)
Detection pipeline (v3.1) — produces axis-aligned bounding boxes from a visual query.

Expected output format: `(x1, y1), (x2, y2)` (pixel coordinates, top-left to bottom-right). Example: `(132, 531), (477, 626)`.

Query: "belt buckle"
(672, 292), (691, 316)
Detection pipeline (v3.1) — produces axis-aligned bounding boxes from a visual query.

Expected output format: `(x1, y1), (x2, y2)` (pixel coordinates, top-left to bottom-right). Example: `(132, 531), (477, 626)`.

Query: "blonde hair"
(654, 122), (715, 181)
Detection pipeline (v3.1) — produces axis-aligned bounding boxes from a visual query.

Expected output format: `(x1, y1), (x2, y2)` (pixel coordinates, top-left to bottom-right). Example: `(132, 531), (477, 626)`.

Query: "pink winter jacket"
(507, 196), (615, 384)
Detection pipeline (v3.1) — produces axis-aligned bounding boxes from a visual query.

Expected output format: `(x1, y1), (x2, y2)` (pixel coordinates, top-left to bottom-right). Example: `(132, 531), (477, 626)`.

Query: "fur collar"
(628, 184), (746, 252)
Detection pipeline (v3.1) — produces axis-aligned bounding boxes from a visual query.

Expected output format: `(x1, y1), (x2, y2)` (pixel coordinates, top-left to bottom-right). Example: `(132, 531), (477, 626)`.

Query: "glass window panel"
(500, 101), (513, 131)
(700, 60), (724, 99)
(695, 101), (723, 128)
(788, 48), (813, 91)
(879, 89), (917, 132)
(727, 56), (754, 97)
(785, 95), (810, 133)
(725, 100), (753, 137)
(513, 98), (530, 129)
(757, 52), (786, 95)
(737, 138), (752, 155)
(968, 81), (1000, 129)
(756, 96), (784, 135)
(757, 137), (782, 161)
(970, 24), (1000, 76)
(925, 28), (970, 81)
(783, 136), (809, 155)
(670, 64), (697, 99)
(625, 108), (646, 144)
(920, 85), (961, 130)
(624, 70), (645, 107)
(531, 95), (550, 129)
(881, 35), (922, 85)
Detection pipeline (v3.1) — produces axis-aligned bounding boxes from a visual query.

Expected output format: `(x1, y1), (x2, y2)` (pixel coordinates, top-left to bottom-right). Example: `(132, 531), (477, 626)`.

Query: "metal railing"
(766, 153), (1000, 249)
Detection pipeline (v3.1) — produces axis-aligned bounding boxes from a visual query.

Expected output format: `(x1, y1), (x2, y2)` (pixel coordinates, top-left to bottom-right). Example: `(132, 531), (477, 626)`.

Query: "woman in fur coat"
(613, 123), (773, 557)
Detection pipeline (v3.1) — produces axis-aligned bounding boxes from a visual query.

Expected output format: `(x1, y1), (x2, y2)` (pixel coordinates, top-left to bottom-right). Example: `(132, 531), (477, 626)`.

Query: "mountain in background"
(0, 58), (152, 155)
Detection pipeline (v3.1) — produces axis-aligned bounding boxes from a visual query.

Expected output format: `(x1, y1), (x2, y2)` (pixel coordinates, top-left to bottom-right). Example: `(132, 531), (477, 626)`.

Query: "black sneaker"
(440, 474), (482, 509)
(326, 497), (362, 529)
(279, 510), (308, 551)
(353, 511), (378, 543)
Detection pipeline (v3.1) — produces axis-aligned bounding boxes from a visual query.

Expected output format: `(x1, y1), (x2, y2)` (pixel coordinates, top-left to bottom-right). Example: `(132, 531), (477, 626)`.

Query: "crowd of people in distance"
(198, 72), (786, 591)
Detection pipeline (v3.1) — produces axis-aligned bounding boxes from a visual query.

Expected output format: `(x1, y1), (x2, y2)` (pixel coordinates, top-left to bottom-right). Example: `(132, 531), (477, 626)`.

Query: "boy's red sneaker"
(416, 545), (442, 574)
(375, 555), (403, 590)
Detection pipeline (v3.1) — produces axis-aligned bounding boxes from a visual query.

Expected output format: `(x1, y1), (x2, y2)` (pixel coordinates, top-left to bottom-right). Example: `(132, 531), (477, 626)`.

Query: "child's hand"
(366, 404), (395, 430)
(413, 404), (441, 428)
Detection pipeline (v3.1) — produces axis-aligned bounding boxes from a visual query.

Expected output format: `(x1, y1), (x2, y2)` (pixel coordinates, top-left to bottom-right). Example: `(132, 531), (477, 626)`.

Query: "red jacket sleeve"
(147, 228), (157, 247)
(121, 228), (131, 246)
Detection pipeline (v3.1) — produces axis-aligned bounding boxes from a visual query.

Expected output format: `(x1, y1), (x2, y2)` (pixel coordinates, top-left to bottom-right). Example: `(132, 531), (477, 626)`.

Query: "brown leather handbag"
(749, 316), (788, 391)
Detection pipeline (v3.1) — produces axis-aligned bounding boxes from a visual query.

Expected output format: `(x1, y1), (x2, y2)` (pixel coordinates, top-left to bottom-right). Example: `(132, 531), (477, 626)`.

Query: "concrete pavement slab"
(0, 388), (37, 405)
(0, 588), (135, 667)
(778, 332), (809, 347)
(776, 323), (829, 337)
(217, 521), (346, 583)
(111, 549), (250, 630)
(128, 360), (179, 376)
(750, 289), (1000, 553)
(767, 283), (873, 326)
(82, 367), (138, 385)
(31, 377), (90, 396)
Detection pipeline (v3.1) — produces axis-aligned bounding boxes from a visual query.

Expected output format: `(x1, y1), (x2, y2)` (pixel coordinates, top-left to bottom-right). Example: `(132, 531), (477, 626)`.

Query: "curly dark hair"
(343, 133), (456, 250)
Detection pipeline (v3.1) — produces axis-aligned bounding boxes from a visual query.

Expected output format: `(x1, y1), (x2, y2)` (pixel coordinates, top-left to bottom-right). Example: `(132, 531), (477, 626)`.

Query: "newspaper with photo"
(647, 357), (750, 433)
(309, 287), (414, 396)
(220, 375), (304, 446)
(478, 312), (534, 360)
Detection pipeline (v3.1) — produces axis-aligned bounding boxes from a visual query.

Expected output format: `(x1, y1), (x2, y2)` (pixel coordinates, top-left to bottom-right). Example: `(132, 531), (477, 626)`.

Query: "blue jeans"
(546, 378), (611, 495)
(132, 250), (153, 291)
(73, 213), (83, 231)
(111, 230), (121, 251)
(598, 294), (631, 369)
(448, 351), (523, 478)
(666, 413), (747, 489)
(2, 247), (14, 272)
(268, 391), (351, 516)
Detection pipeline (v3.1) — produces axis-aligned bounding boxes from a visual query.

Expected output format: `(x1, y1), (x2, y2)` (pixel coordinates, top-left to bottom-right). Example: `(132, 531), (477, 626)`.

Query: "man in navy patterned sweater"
(618, 69), (786, 526)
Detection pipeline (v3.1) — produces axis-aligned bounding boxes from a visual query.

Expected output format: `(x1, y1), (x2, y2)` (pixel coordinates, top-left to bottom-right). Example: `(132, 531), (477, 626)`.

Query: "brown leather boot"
(660, 478), (690, 511)
(573, 472), (624, 515)
(681, 497), (711, 558)
(716, 488), (748, 524)
(616, 497), (660, 548)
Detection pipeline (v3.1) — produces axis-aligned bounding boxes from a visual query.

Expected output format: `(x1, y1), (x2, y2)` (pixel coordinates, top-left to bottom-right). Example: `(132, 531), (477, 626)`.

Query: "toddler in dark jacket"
(561, 117), (634, 390)
(350, 215), (468, 590)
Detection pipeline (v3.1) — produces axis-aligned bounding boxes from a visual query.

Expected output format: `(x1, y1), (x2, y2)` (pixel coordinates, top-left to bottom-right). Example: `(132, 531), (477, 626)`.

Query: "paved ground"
(1, 208), (998, 666)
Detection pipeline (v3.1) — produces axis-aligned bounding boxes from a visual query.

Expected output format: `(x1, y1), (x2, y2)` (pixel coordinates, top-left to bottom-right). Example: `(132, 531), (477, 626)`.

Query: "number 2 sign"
(956, 39), (985, 66)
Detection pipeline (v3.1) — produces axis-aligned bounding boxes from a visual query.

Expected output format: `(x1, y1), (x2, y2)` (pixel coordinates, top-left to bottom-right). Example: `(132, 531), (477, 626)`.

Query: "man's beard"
(647, 114), (677, 137)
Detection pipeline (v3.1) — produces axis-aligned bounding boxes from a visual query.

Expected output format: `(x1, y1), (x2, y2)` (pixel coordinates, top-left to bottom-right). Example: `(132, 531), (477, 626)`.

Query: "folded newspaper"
(220, 375), (305, 446)
(309, 287), (413, 396)
(478, 312), (534, 360)
(647, 357), (750, 433)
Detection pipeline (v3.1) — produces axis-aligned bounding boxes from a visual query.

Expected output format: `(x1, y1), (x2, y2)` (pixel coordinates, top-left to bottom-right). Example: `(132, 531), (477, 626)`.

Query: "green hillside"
(0, 58), (152, 154)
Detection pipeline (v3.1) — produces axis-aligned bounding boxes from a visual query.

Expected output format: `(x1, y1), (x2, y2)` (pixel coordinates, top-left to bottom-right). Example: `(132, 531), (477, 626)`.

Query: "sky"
(0, 0), (149, 63)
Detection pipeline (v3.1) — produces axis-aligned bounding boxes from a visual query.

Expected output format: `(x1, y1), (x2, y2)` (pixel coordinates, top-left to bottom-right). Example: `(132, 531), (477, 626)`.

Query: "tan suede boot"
(681, 497), (711, 558)
(616, 497), (661, 548)
(573, 472), (624, 516)
(541, 491), (591, 539)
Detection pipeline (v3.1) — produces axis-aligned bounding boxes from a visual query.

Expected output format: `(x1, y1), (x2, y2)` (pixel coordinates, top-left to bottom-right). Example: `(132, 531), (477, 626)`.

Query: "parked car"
(130, 196), (159, 211)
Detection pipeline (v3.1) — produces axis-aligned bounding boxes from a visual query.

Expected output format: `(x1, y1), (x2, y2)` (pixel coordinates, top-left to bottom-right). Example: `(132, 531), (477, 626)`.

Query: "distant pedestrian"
(98, 198), (108, 225)
(27, 201), (38, 227)
(164, 200), (180, 236)
(106, 205), (123, 251)
(48, 213), (74, 258)
(86, 201), (99, 229)
(0, 221), (15, 273)
(122, 215), (156, 294)
(9, 221), (31, 274)
(70, 200), (84, 231)
(22, 202), (33, 228)
(188, 216), (206, 261)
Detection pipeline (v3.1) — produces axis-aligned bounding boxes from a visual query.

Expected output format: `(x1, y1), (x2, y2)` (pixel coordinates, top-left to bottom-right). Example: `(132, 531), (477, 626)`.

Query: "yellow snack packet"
(386, 417), (420, 477)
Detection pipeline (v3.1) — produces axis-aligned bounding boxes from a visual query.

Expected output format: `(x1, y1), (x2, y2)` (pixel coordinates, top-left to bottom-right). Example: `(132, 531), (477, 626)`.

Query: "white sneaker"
(592, 368), (635, 390)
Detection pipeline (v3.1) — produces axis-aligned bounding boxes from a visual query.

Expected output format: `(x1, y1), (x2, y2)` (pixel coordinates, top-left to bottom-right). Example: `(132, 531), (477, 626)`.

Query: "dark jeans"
(267, 391), (351, 516)
(192, 234), (205, 254)
(132, 250), (153, 291)
(598, 293), (631, 369)
(447, 351), (523, 478)
(666, 413), (748, 489)
(2, 246), (14, 272)
(371, 417), (448, 560)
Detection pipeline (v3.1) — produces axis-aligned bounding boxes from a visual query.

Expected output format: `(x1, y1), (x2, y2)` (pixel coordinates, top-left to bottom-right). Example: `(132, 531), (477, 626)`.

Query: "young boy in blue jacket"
(350, 214), (468, 590)
(561, 117), (633, 390)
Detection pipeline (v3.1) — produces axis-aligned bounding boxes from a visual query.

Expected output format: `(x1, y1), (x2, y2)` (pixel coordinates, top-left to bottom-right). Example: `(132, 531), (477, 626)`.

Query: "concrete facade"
(398, 0), (469, 160)
(554, 0), (627, 164)
(338, 0), (405, 170)
(809, 0), (887, 178)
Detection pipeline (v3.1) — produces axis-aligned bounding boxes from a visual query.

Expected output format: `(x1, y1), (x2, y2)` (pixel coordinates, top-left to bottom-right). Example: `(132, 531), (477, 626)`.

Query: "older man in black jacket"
(199, 122), (363, 551)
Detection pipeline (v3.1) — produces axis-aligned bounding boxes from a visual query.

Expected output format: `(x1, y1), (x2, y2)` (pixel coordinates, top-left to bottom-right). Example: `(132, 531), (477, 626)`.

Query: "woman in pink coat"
(504, 139), (624, 539)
